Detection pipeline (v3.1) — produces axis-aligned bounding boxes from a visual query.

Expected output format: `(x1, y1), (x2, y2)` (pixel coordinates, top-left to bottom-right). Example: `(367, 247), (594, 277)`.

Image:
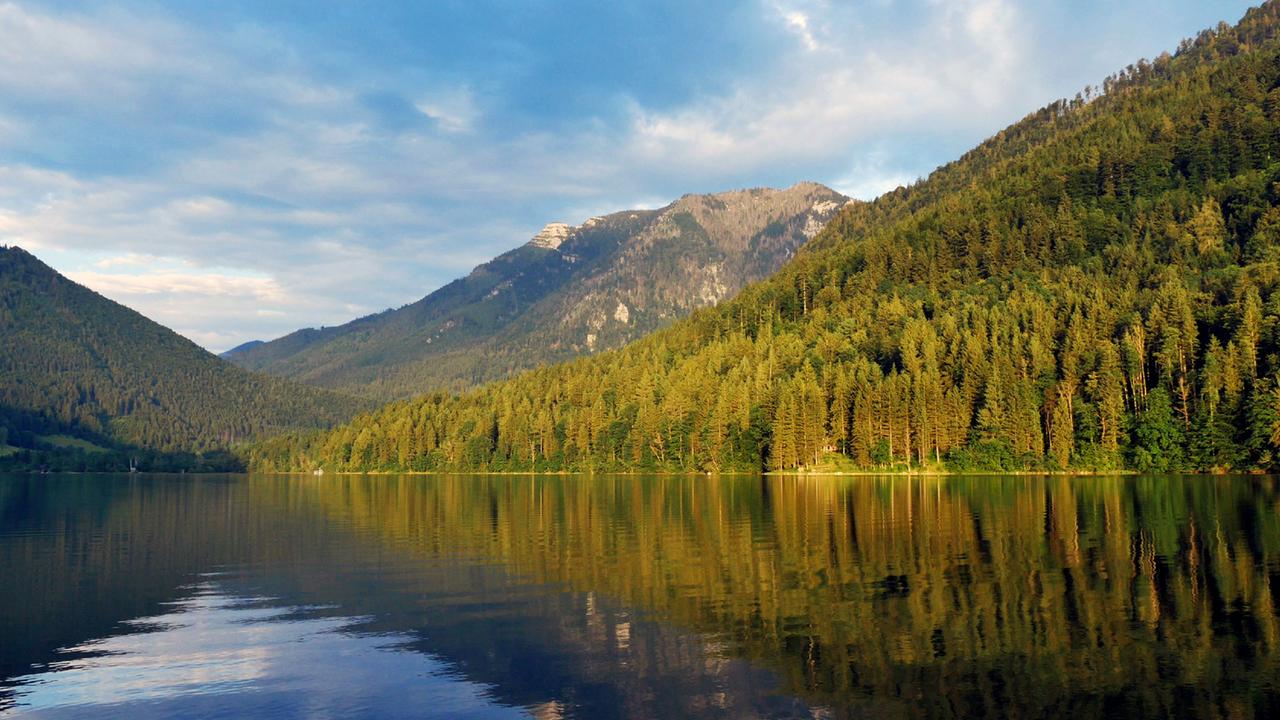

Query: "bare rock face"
(542, 182), (852, 357)
(226, 182), (853, 399)
(527, 223), (572, 250)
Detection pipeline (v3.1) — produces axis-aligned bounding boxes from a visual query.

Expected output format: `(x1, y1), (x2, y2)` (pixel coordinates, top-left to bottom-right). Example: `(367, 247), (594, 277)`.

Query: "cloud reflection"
(4, 581), (524, 720)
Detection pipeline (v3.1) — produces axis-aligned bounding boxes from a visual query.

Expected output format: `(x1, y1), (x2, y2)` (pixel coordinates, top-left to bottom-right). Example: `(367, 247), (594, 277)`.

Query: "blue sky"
(0, 0), (1259, 351)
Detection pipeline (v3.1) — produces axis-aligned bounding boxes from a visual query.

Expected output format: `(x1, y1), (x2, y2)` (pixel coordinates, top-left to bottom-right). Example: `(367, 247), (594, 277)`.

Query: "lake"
(0, 473), (1277, 718)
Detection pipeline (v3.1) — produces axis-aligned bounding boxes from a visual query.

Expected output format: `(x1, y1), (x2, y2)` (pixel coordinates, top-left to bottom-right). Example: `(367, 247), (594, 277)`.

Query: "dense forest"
(248, 4), (1280, 475)
(0, 248), (368, 471)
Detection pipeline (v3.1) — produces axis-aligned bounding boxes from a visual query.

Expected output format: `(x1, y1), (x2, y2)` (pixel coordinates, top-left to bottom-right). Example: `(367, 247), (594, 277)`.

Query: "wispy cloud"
(67, 269), (282, 300)
(627, 0), (1027, 184)
(415, 87), (480, 134)
(779, 8), (821, 51)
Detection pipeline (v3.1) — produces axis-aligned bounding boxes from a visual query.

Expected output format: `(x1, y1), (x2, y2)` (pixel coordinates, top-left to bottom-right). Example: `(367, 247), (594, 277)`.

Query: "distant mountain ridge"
(0, 247), (367, 469)
(220, 339), (264, 357)
(226, 182), (850, 399)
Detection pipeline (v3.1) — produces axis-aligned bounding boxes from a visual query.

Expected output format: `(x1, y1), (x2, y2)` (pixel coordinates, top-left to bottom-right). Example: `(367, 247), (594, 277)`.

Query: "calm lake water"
(0, 473), (1278, 719)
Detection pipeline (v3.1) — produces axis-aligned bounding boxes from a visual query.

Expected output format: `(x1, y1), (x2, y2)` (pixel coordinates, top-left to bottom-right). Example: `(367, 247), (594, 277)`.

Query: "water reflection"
(8, 582), (523, 720)
(1, 473), (1279, 718)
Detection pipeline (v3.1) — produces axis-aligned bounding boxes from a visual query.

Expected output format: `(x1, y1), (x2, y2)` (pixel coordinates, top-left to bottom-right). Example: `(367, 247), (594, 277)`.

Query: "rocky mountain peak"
(528, 222), (573, 250)
(227, 182), (849, 399)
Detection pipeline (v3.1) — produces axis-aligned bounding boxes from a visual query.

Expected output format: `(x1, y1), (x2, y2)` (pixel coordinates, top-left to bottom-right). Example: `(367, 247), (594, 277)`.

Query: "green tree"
(1130, 389), (1185, 472)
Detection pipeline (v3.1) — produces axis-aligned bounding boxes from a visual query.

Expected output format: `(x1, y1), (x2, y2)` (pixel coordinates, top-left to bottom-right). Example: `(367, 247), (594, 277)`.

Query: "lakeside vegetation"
(247, 4), (1280, 476)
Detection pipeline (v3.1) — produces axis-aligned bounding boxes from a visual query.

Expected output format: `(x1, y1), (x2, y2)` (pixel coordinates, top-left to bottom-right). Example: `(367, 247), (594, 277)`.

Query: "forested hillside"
(226, 183), (847, 400)
(0, 248), (368, 470)
(249, 3), (1280, 474)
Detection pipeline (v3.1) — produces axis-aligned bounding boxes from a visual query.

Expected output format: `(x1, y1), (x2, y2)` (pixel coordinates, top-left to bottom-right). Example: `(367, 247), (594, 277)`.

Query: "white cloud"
(833, 163), (917, 202)
(784, 11), (820, 51)
(0, 115), (19, 143)
(64, 266), (307, 351)
(0, 2), (172, 99)
(415, 87), (479, 134)
(625, 0), (1027, 178)
(94, 252), (160, 269)
(770, 0), (834, 52)
(66, 269), (284, 301)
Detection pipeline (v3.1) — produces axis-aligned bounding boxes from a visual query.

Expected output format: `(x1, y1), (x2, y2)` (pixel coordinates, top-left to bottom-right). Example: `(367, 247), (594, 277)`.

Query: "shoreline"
(12, 467), (1263, 478)
(11, 460), (1264, 478)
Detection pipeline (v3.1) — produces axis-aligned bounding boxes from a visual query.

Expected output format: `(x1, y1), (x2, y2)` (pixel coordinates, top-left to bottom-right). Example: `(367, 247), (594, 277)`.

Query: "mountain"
(248, 3), (1280, 475)
(225, 182), (849, 399)
(0, 247), (368, 470)
(220, 339), (264, 357)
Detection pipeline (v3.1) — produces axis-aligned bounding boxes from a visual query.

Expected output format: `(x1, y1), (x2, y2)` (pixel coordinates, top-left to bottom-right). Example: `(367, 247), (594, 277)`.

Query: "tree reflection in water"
(1, 473), (1277, 719)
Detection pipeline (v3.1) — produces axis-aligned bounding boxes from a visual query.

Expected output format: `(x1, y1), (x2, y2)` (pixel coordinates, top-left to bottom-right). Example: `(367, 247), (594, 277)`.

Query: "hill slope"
(0, 247), (367, 469)
(250, 3), (1280, 474)
(226, 183), (848, 399)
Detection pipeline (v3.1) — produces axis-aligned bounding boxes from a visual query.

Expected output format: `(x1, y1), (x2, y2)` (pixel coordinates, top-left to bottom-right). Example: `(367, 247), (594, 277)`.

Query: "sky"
(0, 0), (1260, 352)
